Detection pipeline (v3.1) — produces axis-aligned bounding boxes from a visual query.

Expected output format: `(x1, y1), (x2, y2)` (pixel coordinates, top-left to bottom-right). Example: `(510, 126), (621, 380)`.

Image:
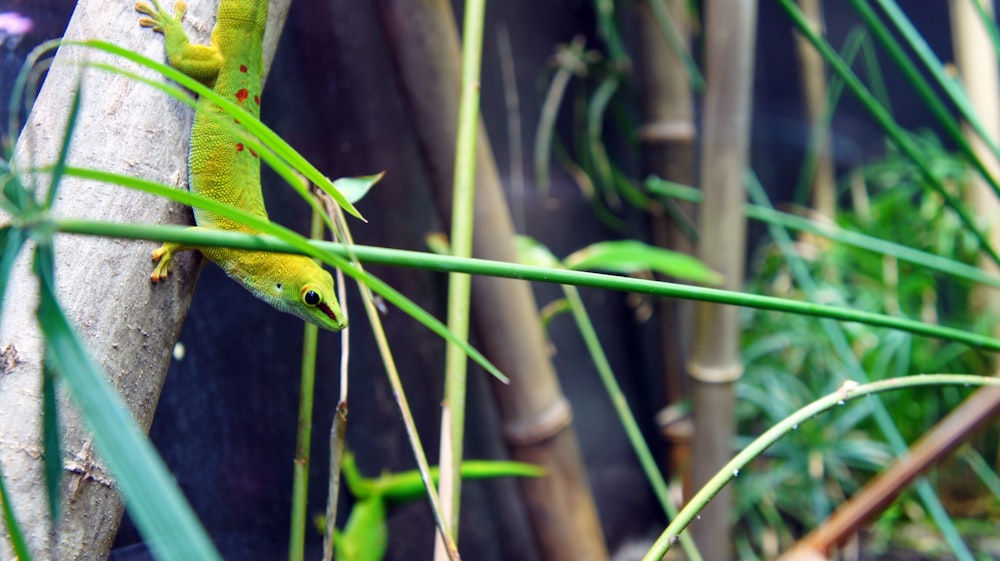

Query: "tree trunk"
(0, 1), (289, 558)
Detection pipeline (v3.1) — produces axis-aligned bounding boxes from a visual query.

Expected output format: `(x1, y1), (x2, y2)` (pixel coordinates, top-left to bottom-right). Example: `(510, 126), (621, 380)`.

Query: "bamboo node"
(638, 121), (696, 143)
(502, 397), (573, 445)
(686, 361), (743, 383)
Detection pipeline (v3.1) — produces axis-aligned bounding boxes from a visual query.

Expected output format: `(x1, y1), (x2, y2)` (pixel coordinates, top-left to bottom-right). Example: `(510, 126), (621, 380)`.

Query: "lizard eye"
(303, 289), (321, 306)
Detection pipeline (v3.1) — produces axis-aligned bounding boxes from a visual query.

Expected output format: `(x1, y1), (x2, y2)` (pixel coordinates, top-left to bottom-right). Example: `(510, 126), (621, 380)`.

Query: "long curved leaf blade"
(0, 226), (26, 311)
(40, 359), (62, 523)
(0, 462), (32, 561)
(33, 243), (222, 561)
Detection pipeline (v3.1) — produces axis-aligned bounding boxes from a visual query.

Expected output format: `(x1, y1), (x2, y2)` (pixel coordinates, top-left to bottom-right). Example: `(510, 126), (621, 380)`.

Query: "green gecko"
(327, 452), (545, 561)
(136, 0), (347, 331)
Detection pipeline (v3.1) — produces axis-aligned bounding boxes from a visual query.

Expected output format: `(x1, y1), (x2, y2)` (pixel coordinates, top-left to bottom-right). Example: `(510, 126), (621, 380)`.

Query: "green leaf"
(1, 168), (32, 215)
(330, 172), (385, 205)
(0, 226), (26, 310)
(73, 40), (364, 222)
(563, 240), (722, 285)
(32, 242), (222, 561)
(53, 167), (508, 384)
(0, 462), (32, 561)
(46, 85), (82, 209)
(41, 359), (62, 523)
(514, 236), (561, 268)
(539, 298), (572, 332)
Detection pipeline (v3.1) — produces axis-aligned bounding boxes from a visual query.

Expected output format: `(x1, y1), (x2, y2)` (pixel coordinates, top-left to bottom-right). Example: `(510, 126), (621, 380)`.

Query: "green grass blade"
(7, 39), (61, 158)
(52, 166), (507, 383)
(959, 445), (1000, 500)
(645, 0), (705, 90)
(775, 0), (1000, 268)
(69, 39), (363, 221)
(0, 462), (32, 561)
(0, 226), (27, 316)
(794, 27), (865, 205)
(41, 359), (62, 523)
(646, 176), (1000, 291)
(586, 76), (621, 206)
(44, 85), (81, 209)
(848, 0), (1000, 204)
(32, 242), (222, 561)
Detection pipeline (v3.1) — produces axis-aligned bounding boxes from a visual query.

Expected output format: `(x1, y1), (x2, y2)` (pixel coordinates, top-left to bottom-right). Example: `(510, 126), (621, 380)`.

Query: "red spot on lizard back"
(239, 64), (248, 73)
(254, 94), (260, 105)
(236, 143), (244, 152)
(235, 88), (249, 103)
(248, 147), (259, 158)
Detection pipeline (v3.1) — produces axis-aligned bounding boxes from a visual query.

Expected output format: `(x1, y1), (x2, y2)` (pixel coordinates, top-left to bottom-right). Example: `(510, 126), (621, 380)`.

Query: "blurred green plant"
(734, 131), (998, 557)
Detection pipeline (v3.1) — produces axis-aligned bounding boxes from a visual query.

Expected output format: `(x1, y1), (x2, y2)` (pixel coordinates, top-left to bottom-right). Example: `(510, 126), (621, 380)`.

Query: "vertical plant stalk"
(288, 208), (325, 561)
(328, 196), (460, 561)
(795, 0), (837, 217)
(686, 0), (757, 558)
(376, 2), (609, 560)
(562, 283), (703, 561)
(323, 205), (352, 561)
(634, 0), (698, 495)
(950, 0), (1000, 364)
(434, 2), (487, 558)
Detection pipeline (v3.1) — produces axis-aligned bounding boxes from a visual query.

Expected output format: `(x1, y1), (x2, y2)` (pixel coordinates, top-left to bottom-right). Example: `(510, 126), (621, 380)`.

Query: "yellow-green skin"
(137, 0), (346, 331)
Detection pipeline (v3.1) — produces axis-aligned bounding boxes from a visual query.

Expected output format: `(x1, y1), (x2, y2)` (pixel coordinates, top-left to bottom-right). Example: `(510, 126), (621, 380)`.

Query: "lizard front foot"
(136, 0), (186, 33)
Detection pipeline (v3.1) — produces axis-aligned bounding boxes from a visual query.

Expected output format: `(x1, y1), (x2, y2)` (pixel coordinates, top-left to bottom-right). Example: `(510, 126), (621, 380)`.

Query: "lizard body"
(136, 0), (347, 331)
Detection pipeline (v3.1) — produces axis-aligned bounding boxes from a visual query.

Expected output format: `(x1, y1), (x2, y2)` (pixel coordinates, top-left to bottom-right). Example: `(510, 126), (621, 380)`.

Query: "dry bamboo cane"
(374, 2), (609, 561)
(951, 0), (1000, 469)
(0, 0), (290, 558)
(795, 0), (837, 219)
(635, 0), (699, 499)
(687, 0), (758, 559)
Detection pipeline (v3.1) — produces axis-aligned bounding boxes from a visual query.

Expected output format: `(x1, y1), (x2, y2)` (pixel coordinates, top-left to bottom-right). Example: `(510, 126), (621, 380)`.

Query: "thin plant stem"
(51, 218), (1000, 354)
(646, 177), (1000, 290)
(561, 283), (703, 561)
(437, 0), (486, 551)
(288, 208), (324, 561)
(327, 202), (460, 561)
(640, 374), (1000, 561)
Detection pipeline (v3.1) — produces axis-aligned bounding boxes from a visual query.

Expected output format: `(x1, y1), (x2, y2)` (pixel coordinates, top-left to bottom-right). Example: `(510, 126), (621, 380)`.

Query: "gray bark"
(0, 0), (289, 558)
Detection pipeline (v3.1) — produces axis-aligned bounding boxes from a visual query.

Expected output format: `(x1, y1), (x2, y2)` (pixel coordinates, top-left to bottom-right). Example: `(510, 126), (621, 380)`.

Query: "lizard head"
(247, 255), (348, 331)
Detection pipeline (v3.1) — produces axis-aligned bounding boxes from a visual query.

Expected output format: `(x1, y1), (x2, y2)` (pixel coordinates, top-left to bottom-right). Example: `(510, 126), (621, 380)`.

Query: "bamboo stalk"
(686, 0), (758, 558)
(634, 0), (698, 497)
(433, 2), (487, 557)
(795, 0), (837, 217)
(375, 2), (609, 560)
(951, 0), (1000, 363)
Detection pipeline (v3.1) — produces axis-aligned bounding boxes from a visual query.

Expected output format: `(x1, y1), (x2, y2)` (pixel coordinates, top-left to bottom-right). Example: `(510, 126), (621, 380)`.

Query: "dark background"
(0, 1), (953, 560)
